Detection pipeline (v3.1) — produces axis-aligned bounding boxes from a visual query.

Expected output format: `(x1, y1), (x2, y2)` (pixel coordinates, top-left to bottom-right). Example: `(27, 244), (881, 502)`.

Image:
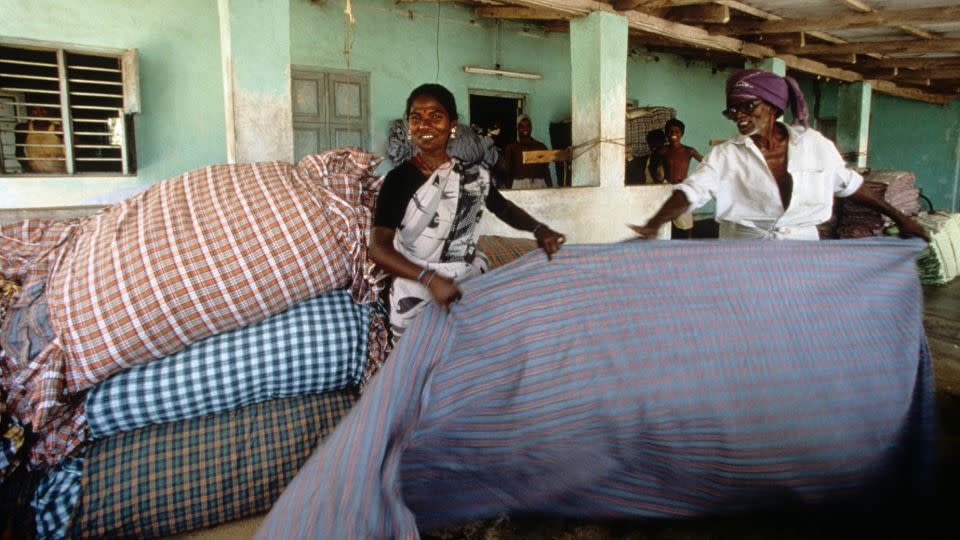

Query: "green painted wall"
(869, 94), (960, 211)
(1, 0), (226, 207)
(627, 53), (738, 159)
(289, 0), (572, 169)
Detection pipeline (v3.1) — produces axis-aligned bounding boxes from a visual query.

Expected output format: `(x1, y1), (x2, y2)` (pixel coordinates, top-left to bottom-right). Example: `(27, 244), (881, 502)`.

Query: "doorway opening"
(468, 92), (524, 154)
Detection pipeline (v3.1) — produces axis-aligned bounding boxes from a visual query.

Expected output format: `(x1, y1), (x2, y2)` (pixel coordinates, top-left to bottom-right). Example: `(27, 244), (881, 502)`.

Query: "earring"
(406, 131), (412, 140)
(449, 126), (457, 139)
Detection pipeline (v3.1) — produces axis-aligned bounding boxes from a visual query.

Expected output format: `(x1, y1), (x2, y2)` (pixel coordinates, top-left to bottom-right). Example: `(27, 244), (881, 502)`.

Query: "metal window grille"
(0, 43), (137, 175)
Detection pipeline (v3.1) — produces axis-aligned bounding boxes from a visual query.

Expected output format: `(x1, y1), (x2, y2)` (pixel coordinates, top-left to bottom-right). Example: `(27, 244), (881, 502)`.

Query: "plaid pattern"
(624, 106), (675, 158)
(73, 389), (357, 539)
(85, 289), (368, 439)
(31, 454), (84, 540)
(257, 239), (934, 539)
(476, 235), (539, 270)
(4, 149), (379, 469)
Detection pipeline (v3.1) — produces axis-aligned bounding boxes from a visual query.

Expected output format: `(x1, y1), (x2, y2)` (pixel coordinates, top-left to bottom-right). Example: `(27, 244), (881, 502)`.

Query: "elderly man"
(629, 69), (927, 241)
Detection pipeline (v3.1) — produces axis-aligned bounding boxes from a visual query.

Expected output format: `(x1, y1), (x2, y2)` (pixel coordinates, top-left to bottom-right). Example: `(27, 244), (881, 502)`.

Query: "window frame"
(0, 37), (139, 177)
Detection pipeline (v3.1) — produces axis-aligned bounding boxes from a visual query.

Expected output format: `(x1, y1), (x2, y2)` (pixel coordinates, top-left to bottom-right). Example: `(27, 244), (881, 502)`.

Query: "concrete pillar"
(218, 0), (293, 163)
(748, 57), (786, 76)
(837, 82), (872, 168)
(569, 11), (628, 188)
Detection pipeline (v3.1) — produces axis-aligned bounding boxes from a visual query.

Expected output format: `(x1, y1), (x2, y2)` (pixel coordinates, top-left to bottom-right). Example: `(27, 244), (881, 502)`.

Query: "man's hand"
(627, 223), (659, 239)
(534, 225), (566, 260)
(896, 219), (931, 242)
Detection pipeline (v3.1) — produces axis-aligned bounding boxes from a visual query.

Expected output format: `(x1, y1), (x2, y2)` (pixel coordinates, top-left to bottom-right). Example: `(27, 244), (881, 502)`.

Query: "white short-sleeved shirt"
(675, 124), (863, 240)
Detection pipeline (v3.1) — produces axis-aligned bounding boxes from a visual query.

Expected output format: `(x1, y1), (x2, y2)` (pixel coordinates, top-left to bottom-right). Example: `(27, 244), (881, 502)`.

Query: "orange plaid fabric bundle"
(2, 148), (382, 468)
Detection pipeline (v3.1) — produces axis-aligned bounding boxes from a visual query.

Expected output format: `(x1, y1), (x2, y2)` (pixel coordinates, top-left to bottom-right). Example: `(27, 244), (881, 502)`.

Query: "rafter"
(612, 0), (713, 10)
(856, 56), (960, 70)
(718, 5), (960, 35)
(780, 39), (960, 56)
(836, 0), (938, 40)
(475, 6), (575, 20)
(505, 0), (951, 103)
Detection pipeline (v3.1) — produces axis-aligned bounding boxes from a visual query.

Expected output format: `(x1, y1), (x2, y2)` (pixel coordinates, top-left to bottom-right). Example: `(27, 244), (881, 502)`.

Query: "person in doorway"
(369, 84), (565, 344)
(628, 69), (928, 242)
(655, 118), (702, 238)
(503, 115), (553, 189)
(15, 105), (66, 174)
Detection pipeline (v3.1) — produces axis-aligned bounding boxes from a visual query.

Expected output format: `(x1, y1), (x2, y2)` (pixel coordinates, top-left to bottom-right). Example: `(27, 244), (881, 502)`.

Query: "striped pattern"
(85, 288), (368, 439)
(73, 389), (357, 539)
(256, 238), (934, 540)
(2, 148), (380, 469)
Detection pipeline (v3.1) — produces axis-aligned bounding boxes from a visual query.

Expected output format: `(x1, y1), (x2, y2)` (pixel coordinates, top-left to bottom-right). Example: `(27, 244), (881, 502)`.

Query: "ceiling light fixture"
(463, 66), (542, 80)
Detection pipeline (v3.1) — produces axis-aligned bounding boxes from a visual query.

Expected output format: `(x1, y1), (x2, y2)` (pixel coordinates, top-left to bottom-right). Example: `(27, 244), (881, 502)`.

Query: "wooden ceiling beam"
(668, 4), (730, 24)
(718, 6), (960, 35)
(889, 68), (960, 81)
(503, 0), (953, 104)
(779, 39), (960, 56)
(856, 56), (960, 70)
(612, 0), (714, 10)
(836, 0), (938, 40)
(474, 6), (575, 21)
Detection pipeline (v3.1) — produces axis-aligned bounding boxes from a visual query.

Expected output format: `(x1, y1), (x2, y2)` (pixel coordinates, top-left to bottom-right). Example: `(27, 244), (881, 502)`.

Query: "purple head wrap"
(726, 69), (809, 128)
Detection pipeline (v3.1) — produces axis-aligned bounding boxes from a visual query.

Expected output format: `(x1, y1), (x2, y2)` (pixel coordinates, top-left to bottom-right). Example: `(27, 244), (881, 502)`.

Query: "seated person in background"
(624, 128), (665, 186)
(656, 118), (702, 238)
(15, 105), (66, 174)
(628, 69), (928, 242)
(369, 84), (565, 345)
(503, 115), (553, 189)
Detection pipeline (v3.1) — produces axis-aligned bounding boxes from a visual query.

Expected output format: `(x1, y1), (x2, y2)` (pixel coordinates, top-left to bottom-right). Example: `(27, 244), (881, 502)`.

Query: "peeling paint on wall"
(234, 88), (294, 163)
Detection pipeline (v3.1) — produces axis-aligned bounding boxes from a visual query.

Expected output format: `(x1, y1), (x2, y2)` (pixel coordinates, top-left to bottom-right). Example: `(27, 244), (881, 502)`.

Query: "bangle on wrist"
(424, 271), (437, 287)
(533, 223), (545, 235)
(417, 268), (429, 283)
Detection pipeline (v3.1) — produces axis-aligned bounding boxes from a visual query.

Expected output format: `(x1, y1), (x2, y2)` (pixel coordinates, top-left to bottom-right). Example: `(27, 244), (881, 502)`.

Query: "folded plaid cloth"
(85, 288), (368, 439)
(73, 389), (357, 539)
(31, 453), (84, 540)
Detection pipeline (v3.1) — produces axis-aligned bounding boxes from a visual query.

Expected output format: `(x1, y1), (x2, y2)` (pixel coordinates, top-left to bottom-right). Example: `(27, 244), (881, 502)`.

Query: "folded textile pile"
(256, 238), (933, 540)
(0, 147), (383, 471)
(30, 389), (357, 540)
(915, 211), (960, 285)
(836, 170), (921, 239)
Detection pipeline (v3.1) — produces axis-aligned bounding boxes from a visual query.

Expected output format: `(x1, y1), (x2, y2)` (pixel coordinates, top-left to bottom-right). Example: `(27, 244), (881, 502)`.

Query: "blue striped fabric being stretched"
(257, 238), (934, 540)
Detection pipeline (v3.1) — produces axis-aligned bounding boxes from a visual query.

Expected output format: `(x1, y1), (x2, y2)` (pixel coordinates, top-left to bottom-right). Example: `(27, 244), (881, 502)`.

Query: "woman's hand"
(427, 273), (462, 310)
(534, 225), (565, 260)
(627, 223), (659, 239)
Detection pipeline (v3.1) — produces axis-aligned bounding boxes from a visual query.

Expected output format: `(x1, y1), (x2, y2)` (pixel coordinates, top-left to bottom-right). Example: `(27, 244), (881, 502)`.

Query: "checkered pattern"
(73, 390), (357, 539)
(476, 235), (539, 270)
(31, 454), (84, 540)
(85, 289), (368, 439)
(3, 148), (380, 469)
(624, 106), (675, 158)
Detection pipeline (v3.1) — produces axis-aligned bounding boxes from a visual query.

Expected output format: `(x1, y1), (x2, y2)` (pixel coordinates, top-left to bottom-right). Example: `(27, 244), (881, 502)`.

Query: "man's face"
(666, 125), (683, 142)
(517, 118), (532, 139)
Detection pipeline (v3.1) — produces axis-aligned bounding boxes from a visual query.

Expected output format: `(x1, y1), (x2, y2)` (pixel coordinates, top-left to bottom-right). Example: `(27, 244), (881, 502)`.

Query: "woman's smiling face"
(408, 95), (453, 154)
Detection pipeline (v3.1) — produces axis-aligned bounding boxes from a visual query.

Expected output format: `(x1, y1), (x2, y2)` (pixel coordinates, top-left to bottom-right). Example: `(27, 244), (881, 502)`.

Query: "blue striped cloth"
(31, 454), (84, 540)
(85, 289), (368, 439)
(256, 239), (935, 540)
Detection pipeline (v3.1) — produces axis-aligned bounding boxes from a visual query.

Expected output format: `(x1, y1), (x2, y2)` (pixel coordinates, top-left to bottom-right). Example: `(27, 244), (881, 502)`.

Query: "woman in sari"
(369, 84), (565, 343)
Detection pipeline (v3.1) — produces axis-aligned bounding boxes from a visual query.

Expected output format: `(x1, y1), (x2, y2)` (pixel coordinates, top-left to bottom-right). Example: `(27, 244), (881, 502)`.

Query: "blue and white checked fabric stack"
(256, 238), (934, 540)
(31, 454), (84, 540)
(85, 288), (368, 439)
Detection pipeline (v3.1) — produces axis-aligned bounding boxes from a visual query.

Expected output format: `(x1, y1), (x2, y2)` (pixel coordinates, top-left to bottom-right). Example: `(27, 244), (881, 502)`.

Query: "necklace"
(413, 153), (448, 174)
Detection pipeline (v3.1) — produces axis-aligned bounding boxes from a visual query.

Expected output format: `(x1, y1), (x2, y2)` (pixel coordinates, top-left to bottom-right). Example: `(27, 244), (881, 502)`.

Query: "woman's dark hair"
(406, 84), (458, 121)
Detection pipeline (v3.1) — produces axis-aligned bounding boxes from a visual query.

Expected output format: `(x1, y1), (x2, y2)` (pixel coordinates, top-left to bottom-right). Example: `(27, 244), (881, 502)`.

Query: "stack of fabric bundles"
(837, 170), (922, 239)
(915, 211), (960, 285)
(1, 148), (386, 539)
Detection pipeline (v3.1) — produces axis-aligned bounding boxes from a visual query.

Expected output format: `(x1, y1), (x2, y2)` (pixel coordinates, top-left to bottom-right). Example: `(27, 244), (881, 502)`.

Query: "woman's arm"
(627, 190), (693, 238)
(489, 199), (565, 260)
(848, 186), (930, 241)
(368, 226), (462, 309)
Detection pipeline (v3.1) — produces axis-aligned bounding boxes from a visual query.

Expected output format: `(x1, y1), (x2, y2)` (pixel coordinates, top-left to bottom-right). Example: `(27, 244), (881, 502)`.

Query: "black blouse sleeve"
(485, 182), (508, 216)
(373, 162), (422, 230)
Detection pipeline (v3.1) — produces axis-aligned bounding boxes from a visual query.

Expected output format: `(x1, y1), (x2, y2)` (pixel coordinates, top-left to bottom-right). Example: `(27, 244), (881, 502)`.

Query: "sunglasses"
(722, 100), (762, 120)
